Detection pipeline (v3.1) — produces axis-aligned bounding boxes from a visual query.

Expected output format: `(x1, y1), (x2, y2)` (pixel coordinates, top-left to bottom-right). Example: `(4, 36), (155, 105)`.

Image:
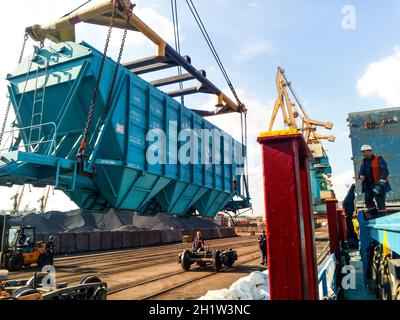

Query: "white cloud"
(331, 169), (355, 202)
(234, 39), (277, 62)
(357, 46), (400, 106)
(0, 186), (78, 212)
(248, 2), (260, 8)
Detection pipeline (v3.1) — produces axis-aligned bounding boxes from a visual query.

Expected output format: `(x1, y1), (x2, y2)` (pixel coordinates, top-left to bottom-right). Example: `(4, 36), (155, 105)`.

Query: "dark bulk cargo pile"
(9, 210), (220, 233)
(8, 210), (236, 255)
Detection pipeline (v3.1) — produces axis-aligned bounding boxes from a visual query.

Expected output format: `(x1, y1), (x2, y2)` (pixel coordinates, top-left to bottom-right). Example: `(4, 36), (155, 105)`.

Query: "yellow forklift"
(0, 215), (50, 271)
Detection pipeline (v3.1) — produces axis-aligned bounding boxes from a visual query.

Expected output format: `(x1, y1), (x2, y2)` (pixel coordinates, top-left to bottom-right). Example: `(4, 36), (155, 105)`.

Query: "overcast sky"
(0, 0), (399, 215)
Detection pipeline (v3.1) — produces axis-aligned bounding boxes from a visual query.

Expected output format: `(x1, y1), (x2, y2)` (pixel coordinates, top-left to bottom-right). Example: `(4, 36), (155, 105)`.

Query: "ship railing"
(0, 122), (57, 156)
(318, 253), (337, 300)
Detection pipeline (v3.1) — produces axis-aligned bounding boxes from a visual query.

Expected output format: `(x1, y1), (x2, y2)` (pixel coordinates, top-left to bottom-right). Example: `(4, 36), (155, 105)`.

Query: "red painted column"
(326, 199), (344, 293)
(258, 131), (318, 300)
(325, 199), (340, 259)
(299, 157), (319, 300)
(337, 209), (347, 243)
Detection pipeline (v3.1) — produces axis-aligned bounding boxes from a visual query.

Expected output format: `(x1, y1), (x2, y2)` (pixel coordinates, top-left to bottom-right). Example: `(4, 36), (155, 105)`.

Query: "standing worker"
(45, 235), (55, 266)
(342, 184), (358, 248)
(358, 145), (391, 218)
(258, 230), (267, 266)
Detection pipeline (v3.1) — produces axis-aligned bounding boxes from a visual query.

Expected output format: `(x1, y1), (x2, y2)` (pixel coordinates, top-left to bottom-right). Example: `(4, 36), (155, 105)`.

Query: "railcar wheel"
(7, 254), (24, 271)
(379, 258), (392, 300)
(12, 287), (41, 300)
(181, 250), (192, 271)
(222, 249), (236, 268)
(371, 248), (381, 297)
(80, 275), (102, 284)
(394, 282), (400, 300)
(223, 256), (235, 268)
(94, 288), (108, 300)
(212, 250), (222, 272)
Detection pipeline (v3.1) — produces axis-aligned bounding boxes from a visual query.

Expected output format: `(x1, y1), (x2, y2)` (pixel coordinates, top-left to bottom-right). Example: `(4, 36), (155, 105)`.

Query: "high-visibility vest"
(371, 155), (381, 185)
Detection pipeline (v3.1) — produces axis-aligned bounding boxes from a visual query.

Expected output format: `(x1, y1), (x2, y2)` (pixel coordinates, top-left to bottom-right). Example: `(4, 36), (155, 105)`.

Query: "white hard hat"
(361, 145), (372, 152)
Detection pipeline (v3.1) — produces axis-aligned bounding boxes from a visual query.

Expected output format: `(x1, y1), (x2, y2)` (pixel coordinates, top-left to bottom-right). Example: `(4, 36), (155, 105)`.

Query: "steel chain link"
(0, 33), (30, 146)
(104, 10), (132, 119)
(78, 3), (118, 157)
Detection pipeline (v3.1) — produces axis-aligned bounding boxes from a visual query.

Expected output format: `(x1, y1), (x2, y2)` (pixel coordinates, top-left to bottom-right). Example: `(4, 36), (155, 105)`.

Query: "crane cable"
(281, 69), (323, 145)
(280, 68), (308, 119)
(185, 0), (249, 198)
(185, 0), (244, 109)
(170, 0), (184, 105)
(61, 0), (92, 18)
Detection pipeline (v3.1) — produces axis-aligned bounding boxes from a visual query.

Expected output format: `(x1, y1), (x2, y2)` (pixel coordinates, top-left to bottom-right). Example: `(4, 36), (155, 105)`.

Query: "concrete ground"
(6, 230), (329, 300)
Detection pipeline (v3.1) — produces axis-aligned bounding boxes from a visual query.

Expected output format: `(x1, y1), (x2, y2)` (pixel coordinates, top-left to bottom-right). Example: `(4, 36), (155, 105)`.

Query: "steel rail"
(107, 249), (262, 298)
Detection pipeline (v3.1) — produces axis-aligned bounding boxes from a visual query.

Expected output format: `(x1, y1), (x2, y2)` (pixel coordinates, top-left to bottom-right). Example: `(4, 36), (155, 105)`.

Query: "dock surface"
(7, 234), (329, 300)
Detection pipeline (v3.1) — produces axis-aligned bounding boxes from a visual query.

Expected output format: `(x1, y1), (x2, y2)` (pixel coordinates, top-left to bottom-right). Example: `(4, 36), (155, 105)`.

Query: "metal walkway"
(344, 250), (376, 300)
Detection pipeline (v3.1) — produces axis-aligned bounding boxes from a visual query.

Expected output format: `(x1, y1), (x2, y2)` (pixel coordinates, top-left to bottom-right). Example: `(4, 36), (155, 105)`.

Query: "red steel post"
(325, 199), (340, 259)
(337, 209), (347, 243)
(326, 198), (345, 293)
(258, 131), (319, 300)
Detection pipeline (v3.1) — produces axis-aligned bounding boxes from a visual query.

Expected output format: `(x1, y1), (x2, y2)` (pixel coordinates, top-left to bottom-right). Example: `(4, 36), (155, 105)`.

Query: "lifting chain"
(0, 33), (29, 146)
(77, 2), (118, 158)
(103, 7), (133, 119)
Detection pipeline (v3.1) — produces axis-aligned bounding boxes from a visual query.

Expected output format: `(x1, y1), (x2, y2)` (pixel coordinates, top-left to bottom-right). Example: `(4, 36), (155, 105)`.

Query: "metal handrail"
(317, 253), (337, 300)
(0, 122), (57, 156)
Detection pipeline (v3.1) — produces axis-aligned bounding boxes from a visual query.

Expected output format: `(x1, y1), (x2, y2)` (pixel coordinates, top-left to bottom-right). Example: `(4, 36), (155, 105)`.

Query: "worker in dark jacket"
(342, 184), (358, 248)
(358, 145), (391, 215)
(192, 230), (205, 252)
(45, 235), (55, 266)
(258, 230), (267, 266)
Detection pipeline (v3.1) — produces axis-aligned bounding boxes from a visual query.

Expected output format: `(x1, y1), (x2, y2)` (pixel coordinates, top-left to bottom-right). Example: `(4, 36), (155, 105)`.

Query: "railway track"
(51, 240), (258, 285)
(8, 236), (259, 284)
(107, 249), (262, 300)
(7, 235), (330, 300)
(145, 241), (330, 301)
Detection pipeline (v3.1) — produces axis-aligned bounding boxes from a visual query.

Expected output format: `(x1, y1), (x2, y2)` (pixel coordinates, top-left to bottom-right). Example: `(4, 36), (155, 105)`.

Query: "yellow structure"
(268, 67), (335, 145)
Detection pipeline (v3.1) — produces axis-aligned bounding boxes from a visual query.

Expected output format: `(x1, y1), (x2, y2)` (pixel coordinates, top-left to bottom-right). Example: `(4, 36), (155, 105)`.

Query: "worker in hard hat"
(358, 145), (391, 216)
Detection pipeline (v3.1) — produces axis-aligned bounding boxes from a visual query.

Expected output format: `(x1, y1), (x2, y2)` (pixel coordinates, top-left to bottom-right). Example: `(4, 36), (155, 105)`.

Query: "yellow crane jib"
(37, 185), (54, 214)
(10, 185), (26, 215)
(268, 67), (335, 145)
(24, 0), (242, 116)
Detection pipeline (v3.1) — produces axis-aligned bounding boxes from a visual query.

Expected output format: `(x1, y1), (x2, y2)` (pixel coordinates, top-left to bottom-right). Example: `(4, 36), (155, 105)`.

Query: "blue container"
(348, 108), (400, 210)
(1, 42), (248, 217)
